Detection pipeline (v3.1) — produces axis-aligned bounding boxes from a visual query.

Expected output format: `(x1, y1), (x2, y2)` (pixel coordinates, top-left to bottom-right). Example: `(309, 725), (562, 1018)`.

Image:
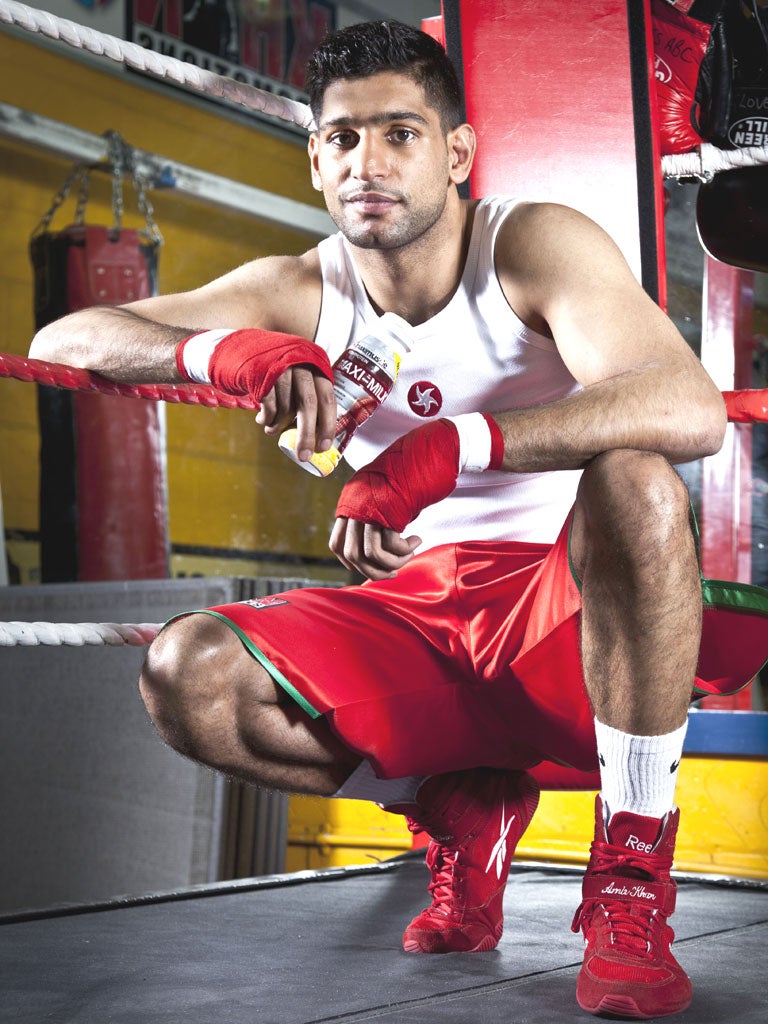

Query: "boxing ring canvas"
(1, 859), (766, 1023)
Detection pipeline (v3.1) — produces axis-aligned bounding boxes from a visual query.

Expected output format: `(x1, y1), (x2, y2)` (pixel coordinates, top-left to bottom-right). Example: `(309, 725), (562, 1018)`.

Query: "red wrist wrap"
(204, 329), (332, 401)
(336, 419), (460, 533)
(483, 413), (505, 470)
(175, 335), (197, 382)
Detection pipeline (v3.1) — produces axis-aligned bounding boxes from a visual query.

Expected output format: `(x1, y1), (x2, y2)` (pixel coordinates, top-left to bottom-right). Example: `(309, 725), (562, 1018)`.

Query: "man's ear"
(308, 134), (323, 192)
(447, 124), (476, 185)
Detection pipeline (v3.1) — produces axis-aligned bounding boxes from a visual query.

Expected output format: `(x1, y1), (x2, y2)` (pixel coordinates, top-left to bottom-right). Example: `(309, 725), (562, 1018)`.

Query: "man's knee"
(142, 613), (214, 701)
(572, 450), (693, 570)
(579, 450), (688, 522)
(139, 613), (248, 756)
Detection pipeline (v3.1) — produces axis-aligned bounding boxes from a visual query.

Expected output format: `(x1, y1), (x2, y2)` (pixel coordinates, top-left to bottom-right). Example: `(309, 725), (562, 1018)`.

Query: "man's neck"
(349, 197), (476, 326)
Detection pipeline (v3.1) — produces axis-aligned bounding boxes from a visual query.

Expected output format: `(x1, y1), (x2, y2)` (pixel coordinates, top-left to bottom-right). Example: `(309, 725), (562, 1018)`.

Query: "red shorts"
(191, 517), (768, 780)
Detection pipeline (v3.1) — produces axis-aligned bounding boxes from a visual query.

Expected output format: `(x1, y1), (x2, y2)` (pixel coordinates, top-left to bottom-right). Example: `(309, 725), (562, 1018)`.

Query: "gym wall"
(0, 27), (348, 585)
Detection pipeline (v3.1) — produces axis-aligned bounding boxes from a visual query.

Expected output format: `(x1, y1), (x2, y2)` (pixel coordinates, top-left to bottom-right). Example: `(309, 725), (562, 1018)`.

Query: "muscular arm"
(28, 252), (323, 383)
(30, 306), (192, 383)
(28, 251), (335, 452)
(493, 203), (727, 469)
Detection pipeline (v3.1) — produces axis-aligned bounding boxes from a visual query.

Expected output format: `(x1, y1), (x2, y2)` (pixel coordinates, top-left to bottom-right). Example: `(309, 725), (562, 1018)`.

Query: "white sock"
(331, 759), (424, 808)
(594, 717), (688, 819)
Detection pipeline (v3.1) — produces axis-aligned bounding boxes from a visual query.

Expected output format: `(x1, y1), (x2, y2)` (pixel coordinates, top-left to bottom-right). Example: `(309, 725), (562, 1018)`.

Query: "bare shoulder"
(198, 249), (323, 335)
(495, 201), (640, 326)
(225, 250), (321, 290)
(497, 201), (625, 274)
(121, 247), (324, 336)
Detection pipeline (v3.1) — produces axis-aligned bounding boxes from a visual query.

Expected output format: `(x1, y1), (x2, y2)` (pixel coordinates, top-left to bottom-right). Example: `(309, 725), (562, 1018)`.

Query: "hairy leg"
(570, 449), (700, 735)
(139, 613), (360, 794)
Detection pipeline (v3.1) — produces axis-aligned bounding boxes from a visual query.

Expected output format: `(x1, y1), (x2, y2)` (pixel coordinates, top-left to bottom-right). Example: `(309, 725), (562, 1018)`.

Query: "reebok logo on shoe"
(624, 833), (654, 853)
(485, 801), (515, 879)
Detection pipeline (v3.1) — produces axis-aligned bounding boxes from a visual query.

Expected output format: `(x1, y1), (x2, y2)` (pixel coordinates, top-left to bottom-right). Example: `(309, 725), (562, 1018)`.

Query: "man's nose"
(350, 135), (388, 180)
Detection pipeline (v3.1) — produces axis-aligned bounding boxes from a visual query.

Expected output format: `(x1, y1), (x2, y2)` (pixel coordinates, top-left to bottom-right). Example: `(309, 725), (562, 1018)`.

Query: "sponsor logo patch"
(241, 597), (290, 609)
(407, 380), (443, 417)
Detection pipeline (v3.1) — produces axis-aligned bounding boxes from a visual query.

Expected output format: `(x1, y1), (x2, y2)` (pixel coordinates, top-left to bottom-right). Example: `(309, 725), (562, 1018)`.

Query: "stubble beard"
(329, 190), (449, 252)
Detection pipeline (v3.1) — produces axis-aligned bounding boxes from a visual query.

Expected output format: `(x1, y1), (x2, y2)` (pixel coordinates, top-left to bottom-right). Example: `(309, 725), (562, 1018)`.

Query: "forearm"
(29, 306), (193, 383)
(494, 365), (727, 471)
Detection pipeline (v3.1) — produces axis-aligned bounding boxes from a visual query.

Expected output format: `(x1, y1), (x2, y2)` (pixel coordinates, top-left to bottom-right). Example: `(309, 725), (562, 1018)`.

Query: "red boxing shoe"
(398, 768), (540, 954)
(572, 797), (692, 1019)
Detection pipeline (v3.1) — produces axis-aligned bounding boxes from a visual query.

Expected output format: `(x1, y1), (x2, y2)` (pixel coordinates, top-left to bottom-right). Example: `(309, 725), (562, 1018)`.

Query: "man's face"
(308, 71), (455, 250)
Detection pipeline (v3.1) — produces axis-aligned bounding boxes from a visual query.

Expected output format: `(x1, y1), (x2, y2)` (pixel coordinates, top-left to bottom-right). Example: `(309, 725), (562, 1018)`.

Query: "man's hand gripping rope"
(177, 328), (335, 460)
(331, 413), (504, 580)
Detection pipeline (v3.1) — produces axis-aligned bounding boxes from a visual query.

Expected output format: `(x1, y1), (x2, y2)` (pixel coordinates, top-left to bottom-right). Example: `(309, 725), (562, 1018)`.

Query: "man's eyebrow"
(318, 110), (430, 130)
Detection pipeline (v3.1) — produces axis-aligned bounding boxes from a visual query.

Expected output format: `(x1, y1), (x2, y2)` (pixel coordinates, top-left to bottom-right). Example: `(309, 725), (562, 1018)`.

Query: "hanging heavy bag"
(30, 136), (167, 582)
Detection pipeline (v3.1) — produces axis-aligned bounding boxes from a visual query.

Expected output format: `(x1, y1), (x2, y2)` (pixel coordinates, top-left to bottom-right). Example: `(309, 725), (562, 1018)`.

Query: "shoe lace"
(425, 842), (463, 914)
(573, 841), (673, 959)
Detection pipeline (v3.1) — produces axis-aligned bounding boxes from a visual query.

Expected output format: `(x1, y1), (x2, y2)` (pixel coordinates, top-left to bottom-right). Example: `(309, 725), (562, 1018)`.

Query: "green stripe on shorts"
(701, 577), (768, 616)
(163, 609), (322, 719)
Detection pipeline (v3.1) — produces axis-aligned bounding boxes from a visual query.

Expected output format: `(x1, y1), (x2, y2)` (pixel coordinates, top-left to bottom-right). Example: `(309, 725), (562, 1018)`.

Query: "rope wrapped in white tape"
(0, 620), (161, 647)
(0, 0), (315, 130)
(663, 141), (768, 180)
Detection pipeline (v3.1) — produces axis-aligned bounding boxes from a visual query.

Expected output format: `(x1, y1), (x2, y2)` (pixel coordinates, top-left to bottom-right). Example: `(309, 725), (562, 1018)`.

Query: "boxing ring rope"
(0, 0), (315, 131)
(663, 143), (768, 181)
(0, 352), (258, 410)
(0, 620), (160, 647)
(1, 352), (767, 648)
(2, 351), (764, 422)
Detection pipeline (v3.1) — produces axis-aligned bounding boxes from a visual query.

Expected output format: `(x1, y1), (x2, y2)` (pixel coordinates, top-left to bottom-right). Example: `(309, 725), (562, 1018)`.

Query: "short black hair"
(305, 20), (463, 131)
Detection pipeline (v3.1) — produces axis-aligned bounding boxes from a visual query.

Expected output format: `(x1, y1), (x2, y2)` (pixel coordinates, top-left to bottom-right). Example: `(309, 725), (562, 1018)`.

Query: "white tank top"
(315, 195), (582, 548)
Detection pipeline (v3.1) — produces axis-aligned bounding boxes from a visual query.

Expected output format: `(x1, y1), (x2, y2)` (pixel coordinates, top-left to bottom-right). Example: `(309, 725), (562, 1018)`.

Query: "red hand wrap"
(195, 329), (332, 401)
(335, 419), (460, 533)
(484, 413), (505, 470)
(174, 336), (194, 382)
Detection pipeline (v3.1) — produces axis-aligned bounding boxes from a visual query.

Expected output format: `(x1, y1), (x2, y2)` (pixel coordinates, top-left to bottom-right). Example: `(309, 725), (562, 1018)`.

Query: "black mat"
(2, 859), (766, 1024)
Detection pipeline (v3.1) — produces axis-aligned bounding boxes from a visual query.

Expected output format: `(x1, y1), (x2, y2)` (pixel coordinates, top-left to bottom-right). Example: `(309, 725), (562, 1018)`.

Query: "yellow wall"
(0, 31), (349, 584)
(287, 757), (768, 880)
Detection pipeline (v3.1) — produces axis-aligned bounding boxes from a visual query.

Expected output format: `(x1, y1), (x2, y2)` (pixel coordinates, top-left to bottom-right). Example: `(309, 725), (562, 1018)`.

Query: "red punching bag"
(31, 134), (168, 582)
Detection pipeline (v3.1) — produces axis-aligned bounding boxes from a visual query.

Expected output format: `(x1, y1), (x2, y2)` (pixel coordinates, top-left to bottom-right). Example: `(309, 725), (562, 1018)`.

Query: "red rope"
(722, 390), (768, 424)
(1, 351), (766, 422)
(0, 351), (258, 410)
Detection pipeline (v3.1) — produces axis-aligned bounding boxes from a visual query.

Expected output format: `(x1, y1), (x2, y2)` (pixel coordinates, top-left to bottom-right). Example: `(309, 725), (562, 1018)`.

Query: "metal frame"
(0, 101), (334, 239)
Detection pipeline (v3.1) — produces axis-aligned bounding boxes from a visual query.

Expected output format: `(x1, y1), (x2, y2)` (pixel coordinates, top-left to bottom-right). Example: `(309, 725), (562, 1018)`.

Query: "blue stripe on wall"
(685, 710), (768, 757)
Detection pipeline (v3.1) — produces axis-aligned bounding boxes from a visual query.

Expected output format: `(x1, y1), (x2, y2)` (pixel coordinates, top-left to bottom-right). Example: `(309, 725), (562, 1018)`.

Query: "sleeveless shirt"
(315, 195), (582, 548)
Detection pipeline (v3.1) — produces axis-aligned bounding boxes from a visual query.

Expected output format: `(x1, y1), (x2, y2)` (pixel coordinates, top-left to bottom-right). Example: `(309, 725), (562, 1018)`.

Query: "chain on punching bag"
(31, 132), (168, 582)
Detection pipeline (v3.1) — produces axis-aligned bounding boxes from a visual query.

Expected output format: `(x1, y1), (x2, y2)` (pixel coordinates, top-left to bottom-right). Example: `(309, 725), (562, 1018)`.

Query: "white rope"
(0, 620), (161, 647)
(8, 0), (766, 181)
(0, 0), (315, 130)
(663, 141), (768, 180)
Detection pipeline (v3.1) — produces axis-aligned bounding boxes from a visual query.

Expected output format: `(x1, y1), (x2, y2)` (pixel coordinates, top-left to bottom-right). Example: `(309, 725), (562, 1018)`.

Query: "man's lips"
(343, 192), (400, 214)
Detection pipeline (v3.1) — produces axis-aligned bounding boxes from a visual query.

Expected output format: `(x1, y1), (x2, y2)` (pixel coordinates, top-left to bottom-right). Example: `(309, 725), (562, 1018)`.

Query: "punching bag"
(31, 139), (168, 582)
